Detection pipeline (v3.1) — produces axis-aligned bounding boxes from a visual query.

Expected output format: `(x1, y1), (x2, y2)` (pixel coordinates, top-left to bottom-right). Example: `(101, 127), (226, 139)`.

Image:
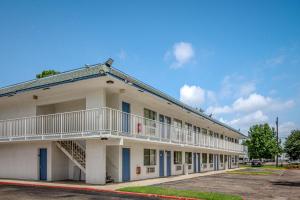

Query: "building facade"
(0, 59), (247, 184)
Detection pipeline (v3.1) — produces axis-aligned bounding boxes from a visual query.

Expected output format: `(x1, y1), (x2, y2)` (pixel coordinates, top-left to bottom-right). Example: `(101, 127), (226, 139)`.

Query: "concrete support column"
(85, 140), (106, 184)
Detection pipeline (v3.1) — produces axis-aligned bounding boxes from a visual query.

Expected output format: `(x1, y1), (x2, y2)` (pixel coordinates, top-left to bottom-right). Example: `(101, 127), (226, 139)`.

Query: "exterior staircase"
(56, 140), (86, 173)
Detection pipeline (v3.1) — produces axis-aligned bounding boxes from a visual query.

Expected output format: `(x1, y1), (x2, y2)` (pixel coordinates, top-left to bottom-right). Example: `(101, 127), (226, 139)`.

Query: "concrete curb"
(0, 181), (199, 200)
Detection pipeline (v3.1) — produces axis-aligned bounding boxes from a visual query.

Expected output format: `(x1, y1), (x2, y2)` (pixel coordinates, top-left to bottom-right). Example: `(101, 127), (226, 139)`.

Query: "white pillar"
(85, 139), (106, 184)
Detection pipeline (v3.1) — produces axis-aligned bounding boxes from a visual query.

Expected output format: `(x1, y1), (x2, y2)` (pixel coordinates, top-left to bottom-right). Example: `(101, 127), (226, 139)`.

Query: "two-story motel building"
(0, 59), (247, 184)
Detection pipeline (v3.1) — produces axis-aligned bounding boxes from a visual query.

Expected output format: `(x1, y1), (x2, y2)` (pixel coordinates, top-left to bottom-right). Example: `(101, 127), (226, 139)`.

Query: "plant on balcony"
(36, 70), (60, 79)
(245, 123), (282, 160)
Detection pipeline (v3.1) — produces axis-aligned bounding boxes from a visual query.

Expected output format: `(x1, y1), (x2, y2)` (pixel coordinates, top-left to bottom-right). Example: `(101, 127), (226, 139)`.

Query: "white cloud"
(207, 90), (217, 104)
(220, 75), (256, 98)
(165, 42), (195, 68)
(118, 49), (127, 60)
(224, 110), (269, 133)
(180, 84), (205, 107)
(278, 121), (298, 138)
(239, 82), (256, 97)
(232, 93), (271, 112)
(207, 93), (295, 115)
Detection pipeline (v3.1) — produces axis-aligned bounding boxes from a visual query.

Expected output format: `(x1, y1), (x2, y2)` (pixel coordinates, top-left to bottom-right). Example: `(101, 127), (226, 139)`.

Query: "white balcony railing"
(0, 107), (245, 153)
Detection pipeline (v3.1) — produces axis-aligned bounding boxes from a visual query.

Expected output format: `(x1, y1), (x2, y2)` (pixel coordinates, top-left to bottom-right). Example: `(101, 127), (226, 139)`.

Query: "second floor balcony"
(0, 107), (247, 154)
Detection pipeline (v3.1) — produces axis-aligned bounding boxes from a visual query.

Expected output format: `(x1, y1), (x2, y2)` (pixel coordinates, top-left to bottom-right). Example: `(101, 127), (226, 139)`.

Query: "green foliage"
(36, 70), (60, 79)
(119, 186), (242, 200)
(245, 124), (282, 160)
(284, 130), (300, 160)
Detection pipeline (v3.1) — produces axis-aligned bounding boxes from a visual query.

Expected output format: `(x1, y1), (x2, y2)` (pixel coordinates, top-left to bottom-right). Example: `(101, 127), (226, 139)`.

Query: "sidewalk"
(0, 168), (241, 191)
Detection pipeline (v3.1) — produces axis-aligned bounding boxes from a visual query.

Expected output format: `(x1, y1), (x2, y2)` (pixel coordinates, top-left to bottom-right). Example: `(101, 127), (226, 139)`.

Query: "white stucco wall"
(106, 145), (120, 182)
(85, 139), (106, 184)
(0, 141), (52, 181)
(51, 143), (69, 181)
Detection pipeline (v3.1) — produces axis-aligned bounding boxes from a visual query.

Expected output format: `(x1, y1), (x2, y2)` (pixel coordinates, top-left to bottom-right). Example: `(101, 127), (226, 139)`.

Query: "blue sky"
(0, 0), (299, 137)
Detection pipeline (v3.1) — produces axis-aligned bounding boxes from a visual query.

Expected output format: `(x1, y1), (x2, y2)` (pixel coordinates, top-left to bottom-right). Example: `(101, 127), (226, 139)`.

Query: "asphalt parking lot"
(158, 167), (300, 200)
(0, 185), (160, 200)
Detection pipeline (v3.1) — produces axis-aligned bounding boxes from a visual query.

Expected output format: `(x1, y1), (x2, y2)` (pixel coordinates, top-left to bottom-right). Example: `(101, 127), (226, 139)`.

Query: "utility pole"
(276, 117), (279, 167)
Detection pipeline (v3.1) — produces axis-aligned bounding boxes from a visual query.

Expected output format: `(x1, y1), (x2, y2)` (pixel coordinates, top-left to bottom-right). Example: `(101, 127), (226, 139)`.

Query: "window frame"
(144, 149), (157, 166)
(174, 151), (182, 164)
(185, 152), (192, 164)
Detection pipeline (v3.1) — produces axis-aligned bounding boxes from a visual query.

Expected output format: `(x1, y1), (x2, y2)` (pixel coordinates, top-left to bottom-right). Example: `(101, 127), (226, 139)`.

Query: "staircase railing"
(56, 140), (86, 171)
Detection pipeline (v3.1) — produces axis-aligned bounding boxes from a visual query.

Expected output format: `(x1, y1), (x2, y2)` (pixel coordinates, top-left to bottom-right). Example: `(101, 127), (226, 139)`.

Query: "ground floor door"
(213, 154), (217, 171)
(159, 150), (165, 177)
(197, 153), (201, 172)
(166, 151), (171, 176)
(193, 153), (197, 173)
(39, 148), (47, 181)
(228, 155), (231, 169)
(122, 148), (131, 182)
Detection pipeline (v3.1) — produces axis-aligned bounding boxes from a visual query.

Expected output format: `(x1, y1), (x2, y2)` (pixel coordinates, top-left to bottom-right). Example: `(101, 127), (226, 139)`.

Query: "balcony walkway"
(0, 107), (246, 154)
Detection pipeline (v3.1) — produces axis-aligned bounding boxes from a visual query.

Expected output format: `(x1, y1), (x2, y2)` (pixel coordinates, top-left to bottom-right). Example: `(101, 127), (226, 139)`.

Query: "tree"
(36, 70), (60, 79)
(284, 130), (300, 161)
(245, 123), (281, 160)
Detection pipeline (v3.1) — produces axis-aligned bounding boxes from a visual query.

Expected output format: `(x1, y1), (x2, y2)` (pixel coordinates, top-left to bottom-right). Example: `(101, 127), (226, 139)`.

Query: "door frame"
(159, 150), (165, 177)
(122, 148), (131, 182)
(193, 153), (197, 173)
(39, 148), (47, 181)
(122, 102), (131, 133)
(166, 151), (171, 176)
(197, 153), (201, 172)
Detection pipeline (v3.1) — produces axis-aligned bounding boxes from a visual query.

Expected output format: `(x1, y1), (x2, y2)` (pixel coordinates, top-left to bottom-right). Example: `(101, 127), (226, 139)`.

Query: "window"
(185, 152), (192, 164)
(159, 115), (171, 139)
(144, 109), (157, 135)
(202, 128), (207, 134)
(144, 108), (157, 120)
(185, 123), (193, 142)
(144, 149), (156, 166)
(202, 153), (207, 163)
(220, 155), (224, 163)
(174, 151), (182, 164)
(209, 154), (213, 163)
(173, 119), (182, 127)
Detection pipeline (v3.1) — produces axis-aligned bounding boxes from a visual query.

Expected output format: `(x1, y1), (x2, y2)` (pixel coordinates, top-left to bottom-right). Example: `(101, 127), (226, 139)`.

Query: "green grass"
(118, 186), (242, 200)
(260, 165), (287, 170)
(240, 165), (287, 170)
(227, 171), (274, 175)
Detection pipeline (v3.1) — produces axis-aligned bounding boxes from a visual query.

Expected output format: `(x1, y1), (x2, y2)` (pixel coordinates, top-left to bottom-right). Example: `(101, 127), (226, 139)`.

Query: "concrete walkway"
(0, 168), (241, 191)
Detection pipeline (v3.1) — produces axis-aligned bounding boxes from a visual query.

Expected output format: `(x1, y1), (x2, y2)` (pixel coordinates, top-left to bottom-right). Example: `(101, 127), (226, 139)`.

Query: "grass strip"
(118, 186), (242, 200)
(227, 171), (274, 175)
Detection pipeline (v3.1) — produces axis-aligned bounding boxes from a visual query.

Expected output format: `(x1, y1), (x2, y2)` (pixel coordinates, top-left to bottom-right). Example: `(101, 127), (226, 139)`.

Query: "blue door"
(193, 153), (197, 173)
(197, 153), (201, 172)
(122, 102), (130, 133)
(39, 148), (47, 181)
(122, 148), (130, 182)
(159, 150), (164, 177)
(166, 151), (171, 176)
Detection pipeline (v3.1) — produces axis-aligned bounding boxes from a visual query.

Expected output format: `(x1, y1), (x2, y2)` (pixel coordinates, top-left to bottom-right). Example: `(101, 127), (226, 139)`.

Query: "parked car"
(251, 159), (262, 167)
